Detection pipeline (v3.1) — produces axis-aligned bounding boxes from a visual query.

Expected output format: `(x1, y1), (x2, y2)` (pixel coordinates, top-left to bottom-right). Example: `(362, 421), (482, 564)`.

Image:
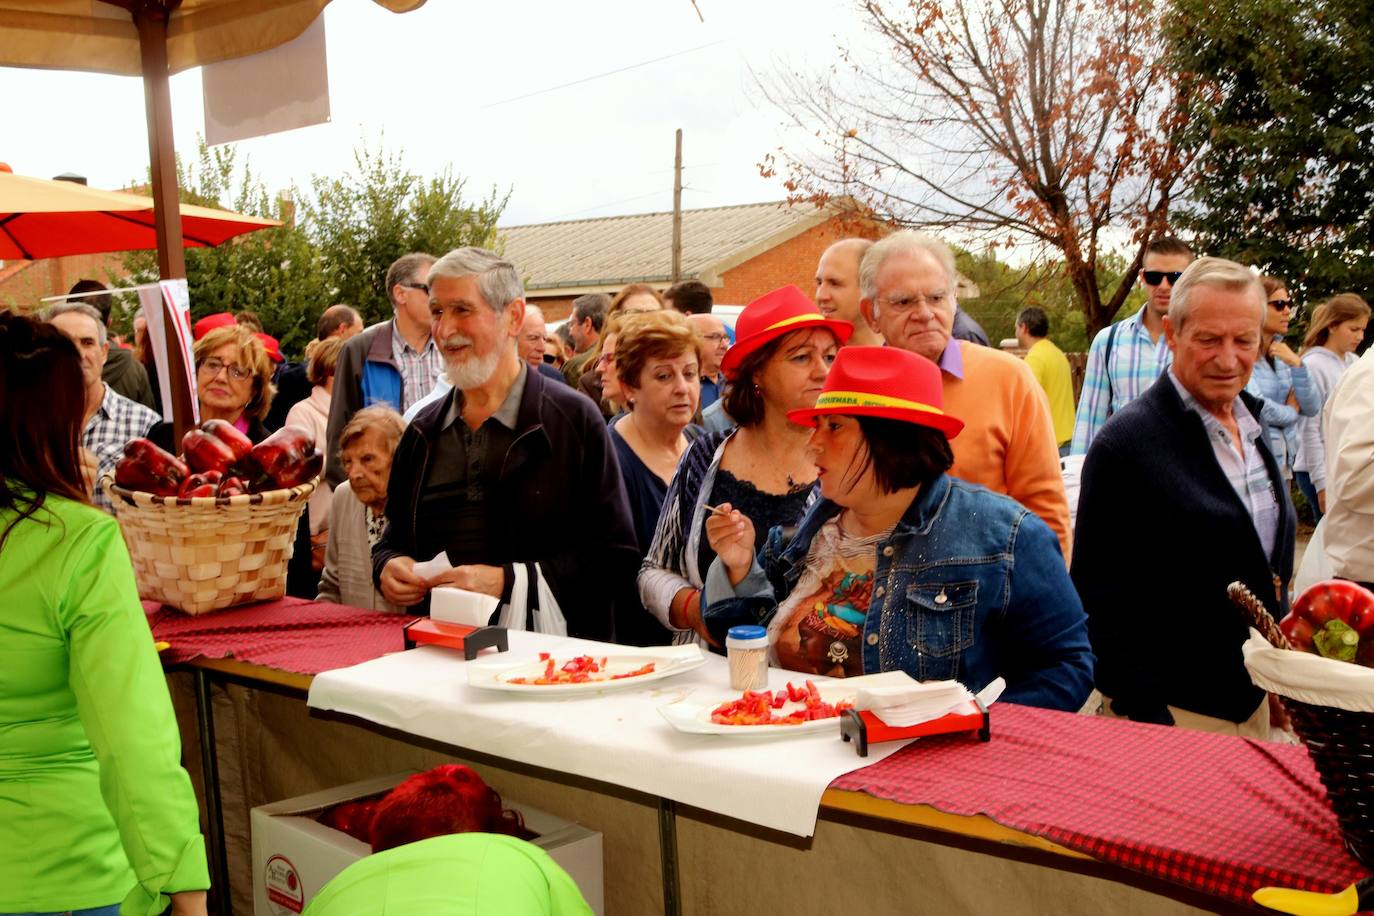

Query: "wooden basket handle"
(1227, 581), (1293, 650)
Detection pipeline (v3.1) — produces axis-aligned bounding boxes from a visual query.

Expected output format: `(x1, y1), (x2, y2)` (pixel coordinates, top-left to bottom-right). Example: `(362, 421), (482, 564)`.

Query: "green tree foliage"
(303, 142), (509, 325)
(121, 138), (509, 359)
(1169, 0), (1374, 303)
(955, 248), (1145, 353)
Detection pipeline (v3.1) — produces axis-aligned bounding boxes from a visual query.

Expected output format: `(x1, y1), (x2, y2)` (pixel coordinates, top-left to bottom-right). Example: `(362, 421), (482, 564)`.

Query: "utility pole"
(671, 128), (683, 282)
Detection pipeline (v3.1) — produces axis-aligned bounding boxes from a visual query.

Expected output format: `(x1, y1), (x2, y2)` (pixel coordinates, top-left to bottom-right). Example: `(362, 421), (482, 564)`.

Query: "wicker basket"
(106, 475), (316, 615)
(1231, 582), (1374, 869)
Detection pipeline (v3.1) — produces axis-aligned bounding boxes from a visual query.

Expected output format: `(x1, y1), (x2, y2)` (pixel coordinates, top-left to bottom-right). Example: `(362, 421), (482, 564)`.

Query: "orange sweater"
(943, 341), (1072, 558)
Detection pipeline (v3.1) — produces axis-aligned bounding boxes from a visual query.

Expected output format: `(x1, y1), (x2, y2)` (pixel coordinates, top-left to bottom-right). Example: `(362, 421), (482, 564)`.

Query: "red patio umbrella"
(0, 168), (281, 260)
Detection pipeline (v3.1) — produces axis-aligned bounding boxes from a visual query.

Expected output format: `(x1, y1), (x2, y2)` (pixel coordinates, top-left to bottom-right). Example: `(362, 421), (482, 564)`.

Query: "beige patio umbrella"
(0, 0), (425, 439)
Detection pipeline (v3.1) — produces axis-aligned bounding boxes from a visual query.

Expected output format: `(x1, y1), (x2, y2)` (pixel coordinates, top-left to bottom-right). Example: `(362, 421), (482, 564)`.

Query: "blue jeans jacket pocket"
(905, 581), (978, 680)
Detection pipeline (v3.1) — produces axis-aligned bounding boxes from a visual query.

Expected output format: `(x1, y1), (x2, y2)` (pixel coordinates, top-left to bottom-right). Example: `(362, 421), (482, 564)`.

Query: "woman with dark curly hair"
(637, 285), (850, 647)
(0, 312), (208, 916)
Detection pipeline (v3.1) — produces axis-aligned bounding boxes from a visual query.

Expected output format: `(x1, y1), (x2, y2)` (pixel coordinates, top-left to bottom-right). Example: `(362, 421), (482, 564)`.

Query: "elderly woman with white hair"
(317, 406), (407, 612)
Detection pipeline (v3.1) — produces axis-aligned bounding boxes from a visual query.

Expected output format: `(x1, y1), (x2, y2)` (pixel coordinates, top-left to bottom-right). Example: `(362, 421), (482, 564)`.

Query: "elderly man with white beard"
(373, 247), (638, 640)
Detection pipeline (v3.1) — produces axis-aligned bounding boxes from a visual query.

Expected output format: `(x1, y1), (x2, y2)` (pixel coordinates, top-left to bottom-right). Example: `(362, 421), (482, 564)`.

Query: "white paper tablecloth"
(306, 631), (914, 836)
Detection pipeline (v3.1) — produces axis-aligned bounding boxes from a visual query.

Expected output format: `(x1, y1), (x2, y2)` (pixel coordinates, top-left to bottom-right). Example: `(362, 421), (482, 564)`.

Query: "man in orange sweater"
(858, 231), (1072, 557)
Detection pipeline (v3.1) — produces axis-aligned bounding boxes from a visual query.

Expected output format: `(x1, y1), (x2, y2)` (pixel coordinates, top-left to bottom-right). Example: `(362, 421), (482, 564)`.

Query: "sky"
(0, 0), (873, 228)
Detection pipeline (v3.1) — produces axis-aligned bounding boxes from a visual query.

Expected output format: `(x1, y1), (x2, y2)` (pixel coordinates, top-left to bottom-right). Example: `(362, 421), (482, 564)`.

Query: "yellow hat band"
(762, 312), (829, 333)
(812, 390), (945, 416)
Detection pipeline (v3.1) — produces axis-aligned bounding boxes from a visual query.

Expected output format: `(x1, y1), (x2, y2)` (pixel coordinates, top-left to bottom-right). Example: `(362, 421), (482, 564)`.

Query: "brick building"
(0, 251), (128, 315)
(497, 199), (977, 321)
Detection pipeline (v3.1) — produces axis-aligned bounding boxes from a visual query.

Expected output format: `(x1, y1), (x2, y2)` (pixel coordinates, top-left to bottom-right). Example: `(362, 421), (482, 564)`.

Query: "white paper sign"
(202, 15), (331, 146)
(137, 280), (198, 425)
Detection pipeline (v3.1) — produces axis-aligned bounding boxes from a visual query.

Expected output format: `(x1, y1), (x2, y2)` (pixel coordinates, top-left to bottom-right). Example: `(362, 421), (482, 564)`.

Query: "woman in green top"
(0, 314), (209, 916)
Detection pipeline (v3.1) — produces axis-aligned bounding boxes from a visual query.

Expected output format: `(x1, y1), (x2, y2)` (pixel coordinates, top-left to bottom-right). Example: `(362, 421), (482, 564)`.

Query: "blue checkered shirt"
(1070, 306), (1172, 455)
(85, 384), (160, 512)
(389, 319), (446, 413)
(1169, 372), (1280, 560)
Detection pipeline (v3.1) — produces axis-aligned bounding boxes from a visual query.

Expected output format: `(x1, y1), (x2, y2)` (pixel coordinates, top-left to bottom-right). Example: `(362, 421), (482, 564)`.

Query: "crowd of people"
(2, 225), (1371, 913)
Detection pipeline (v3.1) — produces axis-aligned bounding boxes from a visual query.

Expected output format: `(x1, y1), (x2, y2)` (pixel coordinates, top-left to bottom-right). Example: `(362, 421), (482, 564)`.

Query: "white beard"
(445, 345), (502, 390)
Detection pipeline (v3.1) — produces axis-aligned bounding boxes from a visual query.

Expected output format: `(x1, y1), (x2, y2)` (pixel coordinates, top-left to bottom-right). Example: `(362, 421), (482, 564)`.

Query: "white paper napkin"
(429, 587), (499, 627)
(855, 672), (977, 727)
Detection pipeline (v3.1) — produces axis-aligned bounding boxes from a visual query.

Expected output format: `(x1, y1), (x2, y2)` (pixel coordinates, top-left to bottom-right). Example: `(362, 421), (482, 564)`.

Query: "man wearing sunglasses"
(1071, 236), (1195, 455)
(326, 252), (440, 486)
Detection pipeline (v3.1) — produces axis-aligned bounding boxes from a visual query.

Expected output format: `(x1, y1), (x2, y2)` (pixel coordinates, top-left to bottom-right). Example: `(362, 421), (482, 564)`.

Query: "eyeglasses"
(877, 290), (949, 313)
(200, 357), (252, 381)
(700, 332), (729, 343)
(543, 353), (557, 364)
(1142, 270), (1184, 286)
(399, 281), (429, 294)
(1268, 299), (1298, 313)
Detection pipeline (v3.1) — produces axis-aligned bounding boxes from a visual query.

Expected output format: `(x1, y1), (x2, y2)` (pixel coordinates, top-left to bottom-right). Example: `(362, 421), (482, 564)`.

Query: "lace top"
(696, 468), (812, 583)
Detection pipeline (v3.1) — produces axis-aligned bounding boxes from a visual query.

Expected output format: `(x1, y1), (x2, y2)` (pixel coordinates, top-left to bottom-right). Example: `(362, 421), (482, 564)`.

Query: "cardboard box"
(251, 772), (604, 915)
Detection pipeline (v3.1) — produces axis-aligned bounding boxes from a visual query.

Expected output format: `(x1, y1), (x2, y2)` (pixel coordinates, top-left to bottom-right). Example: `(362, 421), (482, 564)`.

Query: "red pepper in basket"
(200, 418), (253, 463)
(243, 426), (321, 489)
(181, 428), (236, 475)
(114, 439), (189, 496)
(1280, 580), (1374, 665)
(179, 470), (223, 498)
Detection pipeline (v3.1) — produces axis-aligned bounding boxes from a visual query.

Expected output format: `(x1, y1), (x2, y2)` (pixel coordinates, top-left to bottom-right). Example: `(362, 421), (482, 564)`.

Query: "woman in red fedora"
(638, 285), (851, 648)
(702, 346), (1093, 710)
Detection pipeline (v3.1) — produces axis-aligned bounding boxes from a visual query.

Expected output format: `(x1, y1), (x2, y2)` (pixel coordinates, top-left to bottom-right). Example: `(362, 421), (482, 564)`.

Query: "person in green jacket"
(0, 313), (209, 916)
(304, 834), (593, 916)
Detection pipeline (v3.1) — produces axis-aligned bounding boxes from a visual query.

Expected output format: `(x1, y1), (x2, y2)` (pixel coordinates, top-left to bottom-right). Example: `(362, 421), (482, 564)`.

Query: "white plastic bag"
(499, 562), (567, 636)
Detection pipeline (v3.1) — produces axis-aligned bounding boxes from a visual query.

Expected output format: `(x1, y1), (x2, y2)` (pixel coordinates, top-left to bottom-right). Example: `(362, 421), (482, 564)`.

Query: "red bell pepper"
(179, 470), (223, 499)
(200, 418), (253, 463)
(244, 425), (320, 490)
(1280, 580), (1374, 665)
(181, 428), (236, 475)
(115, 439), (189, 496)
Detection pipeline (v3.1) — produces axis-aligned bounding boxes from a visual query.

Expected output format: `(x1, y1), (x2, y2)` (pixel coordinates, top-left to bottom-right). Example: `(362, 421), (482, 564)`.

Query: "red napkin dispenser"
(402, 620), (508, 660)
(841, 700), (990, 757)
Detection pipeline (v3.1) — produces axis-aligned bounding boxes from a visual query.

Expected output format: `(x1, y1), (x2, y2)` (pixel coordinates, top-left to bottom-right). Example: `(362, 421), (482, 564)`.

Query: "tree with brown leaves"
(760, 0), (1194, 338)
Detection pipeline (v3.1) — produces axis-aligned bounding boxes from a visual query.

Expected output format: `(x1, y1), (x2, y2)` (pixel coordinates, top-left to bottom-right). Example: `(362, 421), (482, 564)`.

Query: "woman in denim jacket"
(702, 347), (1093, 712)
(1246, 277), (1319, 474)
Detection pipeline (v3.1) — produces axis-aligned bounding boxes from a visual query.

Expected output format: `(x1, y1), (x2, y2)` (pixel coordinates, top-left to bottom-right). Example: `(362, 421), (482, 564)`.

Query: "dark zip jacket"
(372, 365), (638, 641)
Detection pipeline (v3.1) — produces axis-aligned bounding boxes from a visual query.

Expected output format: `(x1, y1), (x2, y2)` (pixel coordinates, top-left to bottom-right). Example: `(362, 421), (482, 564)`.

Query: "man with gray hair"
(1072, 257), (1295, 739)
(325, 252), (440, 485)
(372, 247), (637, 641)
(859, 230), (1072, 556)
(518, 303), (568, 385)
(47, 301), (159, 511)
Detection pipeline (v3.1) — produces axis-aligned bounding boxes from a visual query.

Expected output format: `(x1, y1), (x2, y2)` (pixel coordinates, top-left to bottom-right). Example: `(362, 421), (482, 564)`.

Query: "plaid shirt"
(85, 384), (160, 512)
(1070, 306), (1172, 455)
(389, 319), (445, 413)
(1169, 372), (1280, 560)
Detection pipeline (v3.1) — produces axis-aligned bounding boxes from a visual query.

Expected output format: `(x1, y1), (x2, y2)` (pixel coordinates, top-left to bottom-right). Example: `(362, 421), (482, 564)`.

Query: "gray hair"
(46, 301), (107, 347)
(1168, 257), (1265, 330)
(859, 230), (959, 317)
(524, 303), (546, 323)
(427, 247), (524, 311)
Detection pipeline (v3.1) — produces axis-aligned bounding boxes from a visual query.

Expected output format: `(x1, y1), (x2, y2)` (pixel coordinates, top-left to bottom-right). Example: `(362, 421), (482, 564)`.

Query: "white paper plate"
(467, 648), (707, 695)
(658, 682), (857, 737)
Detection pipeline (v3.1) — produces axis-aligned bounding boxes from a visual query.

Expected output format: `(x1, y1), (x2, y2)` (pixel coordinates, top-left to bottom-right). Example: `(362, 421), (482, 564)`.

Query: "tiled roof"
(496, 200), (831, 293)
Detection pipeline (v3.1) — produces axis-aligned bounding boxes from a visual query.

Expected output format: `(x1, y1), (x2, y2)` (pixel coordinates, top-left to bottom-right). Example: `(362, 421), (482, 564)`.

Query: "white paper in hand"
(430, 587), (499, 627)
(412, 551), (453, 581)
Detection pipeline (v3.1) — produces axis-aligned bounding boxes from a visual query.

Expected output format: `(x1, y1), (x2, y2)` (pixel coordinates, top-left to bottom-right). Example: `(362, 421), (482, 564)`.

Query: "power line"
(482, 41), (727, 109)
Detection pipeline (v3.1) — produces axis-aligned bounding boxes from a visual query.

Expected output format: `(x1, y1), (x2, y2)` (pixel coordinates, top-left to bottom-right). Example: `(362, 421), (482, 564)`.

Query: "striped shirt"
(389, 319), (446, 413)
(1070, 306), (1171, 455)
(84, 383), (160, 512)
(1168, 372), (1280, 560)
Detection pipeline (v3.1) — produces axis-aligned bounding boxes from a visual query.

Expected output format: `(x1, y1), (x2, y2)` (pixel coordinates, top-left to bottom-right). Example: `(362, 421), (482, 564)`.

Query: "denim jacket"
(704, 474), (1094, 711)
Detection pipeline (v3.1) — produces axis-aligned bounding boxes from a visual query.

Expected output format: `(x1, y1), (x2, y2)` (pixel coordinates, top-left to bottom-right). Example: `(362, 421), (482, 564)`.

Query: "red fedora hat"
(787, 346), (963, 438)
(720, 285), (852, 379)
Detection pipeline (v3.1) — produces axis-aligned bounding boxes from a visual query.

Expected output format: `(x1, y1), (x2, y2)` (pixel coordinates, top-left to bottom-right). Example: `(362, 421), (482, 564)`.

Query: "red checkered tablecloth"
(146, 597), (416, 676)
(830, 703), (1367, 908)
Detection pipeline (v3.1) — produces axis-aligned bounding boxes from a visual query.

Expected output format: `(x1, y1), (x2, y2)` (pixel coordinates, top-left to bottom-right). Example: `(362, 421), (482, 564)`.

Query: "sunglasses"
(1267, 299), (1296, 312)
(542, 353), (557, 364)
(1142, 270), (1184, 286)
(399, 281), (429, 294)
